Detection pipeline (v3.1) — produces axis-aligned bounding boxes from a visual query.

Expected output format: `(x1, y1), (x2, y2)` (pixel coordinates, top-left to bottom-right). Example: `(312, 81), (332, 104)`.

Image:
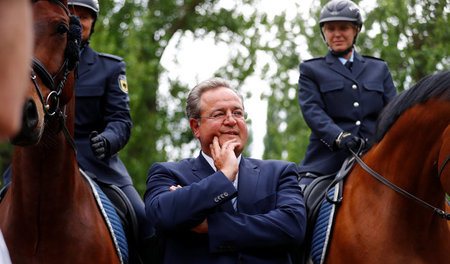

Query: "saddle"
(95, 182), (143, 264)
(0, 183), (9, 202)
(80, 169), (144, 264)
(299, 157), (355, 264)
(0, 170), (143, 264)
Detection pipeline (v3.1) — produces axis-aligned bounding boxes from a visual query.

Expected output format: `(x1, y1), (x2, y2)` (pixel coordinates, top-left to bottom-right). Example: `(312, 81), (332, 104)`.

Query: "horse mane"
(371, 70), (450, 145)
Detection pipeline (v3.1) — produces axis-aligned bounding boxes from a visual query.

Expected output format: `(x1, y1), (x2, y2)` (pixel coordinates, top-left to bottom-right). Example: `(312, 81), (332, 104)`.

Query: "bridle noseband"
(31, 57), (69, 117)
(30, 0), (81, 152)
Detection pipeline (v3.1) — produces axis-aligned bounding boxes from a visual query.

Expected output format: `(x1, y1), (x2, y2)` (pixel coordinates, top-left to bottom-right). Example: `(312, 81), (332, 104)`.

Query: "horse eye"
(57, 24), (69, 35)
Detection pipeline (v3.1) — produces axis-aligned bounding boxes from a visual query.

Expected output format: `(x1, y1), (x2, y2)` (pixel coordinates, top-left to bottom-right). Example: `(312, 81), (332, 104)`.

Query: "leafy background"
(0, 0), (448, 195)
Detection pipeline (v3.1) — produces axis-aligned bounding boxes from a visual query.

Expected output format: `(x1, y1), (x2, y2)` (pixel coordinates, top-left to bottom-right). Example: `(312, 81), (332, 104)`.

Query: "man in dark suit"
(144, 77), (306, 264)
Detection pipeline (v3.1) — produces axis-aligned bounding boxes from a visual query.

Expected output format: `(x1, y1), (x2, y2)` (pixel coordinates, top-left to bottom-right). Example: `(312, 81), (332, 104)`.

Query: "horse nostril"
(24, 99), (38, 129)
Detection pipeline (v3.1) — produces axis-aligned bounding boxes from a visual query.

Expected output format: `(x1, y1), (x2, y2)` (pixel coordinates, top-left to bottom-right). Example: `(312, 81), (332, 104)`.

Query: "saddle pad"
(310, 184), (340, 264)
(80, 169), (129, 264)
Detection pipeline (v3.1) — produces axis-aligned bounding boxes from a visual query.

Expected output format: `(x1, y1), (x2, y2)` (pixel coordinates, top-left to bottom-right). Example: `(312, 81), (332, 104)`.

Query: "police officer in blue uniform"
(298, 0), (397, 186)
(68, 0), (154, 248)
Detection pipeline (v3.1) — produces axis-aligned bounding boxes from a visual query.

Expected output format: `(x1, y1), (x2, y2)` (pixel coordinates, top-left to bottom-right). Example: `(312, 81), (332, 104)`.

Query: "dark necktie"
(345, 61), (353, 72)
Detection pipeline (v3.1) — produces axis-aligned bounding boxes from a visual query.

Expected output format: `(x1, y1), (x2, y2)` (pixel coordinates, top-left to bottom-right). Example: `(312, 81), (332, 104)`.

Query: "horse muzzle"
(10, 98), (42, 145)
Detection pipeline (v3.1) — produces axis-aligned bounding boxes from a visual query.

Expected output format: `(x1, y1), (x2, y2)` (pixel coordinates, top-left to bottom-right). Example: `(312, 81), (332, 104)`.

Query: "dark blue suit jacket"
(298, 50), (397, 175)
(74, 46), (132, 186)
(144, 153), (306, 264)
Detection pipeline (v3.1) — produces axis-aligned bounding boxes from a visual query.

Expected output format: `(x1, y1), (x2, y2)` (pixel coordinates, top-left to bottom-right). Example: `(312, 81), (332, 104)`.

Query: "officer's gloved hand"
(336, 132), (362, 153)
(89, 131), (109, 160)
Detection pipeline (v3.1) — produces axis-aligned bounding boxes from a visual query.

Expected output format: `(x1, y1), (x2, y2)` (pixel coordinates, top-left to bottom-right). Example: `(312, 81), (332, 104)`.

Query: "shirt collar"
(201, 151), (241, 189)
(201, 151), (242, 172)
(338, 49), (354, 65)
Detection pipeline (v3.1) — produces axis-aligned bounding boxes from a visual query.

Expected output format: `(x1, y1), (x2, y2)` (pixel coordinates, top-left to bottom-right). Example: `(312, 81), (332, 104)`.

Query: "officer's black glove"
(336, 132), (362, 153)
(89, 131), (109, 160)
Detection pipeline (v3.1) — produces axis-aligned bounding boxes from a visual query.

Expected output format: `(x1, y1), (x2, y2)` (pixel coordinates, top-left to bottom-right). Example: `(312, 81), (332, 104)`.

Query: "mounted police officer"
(67, 0), (155, 261)
(297, 0), (397, 188)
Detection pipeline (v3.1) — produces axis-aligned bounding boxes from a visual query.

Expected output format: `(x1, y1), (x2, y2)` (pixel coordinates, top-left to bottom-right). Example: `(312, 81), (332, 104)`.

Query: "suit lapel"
(191, 152), (215, 181)
(236, 158), (260, 213)
(192, 152), (238, 213)
(325, 51), (354, 81)
(190, 155), (263, 213)
(351, 51), (365, 79)
(325, 50), (365, 82)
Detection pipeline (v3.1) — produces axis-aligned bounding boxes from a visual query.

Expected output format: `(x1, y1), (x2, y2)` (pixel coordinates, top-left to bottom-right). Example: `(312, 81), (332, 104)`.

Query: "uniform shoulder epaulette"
(99, 53), (123, 62)
(362, 55), (385, 61)
(303, 56), (325, 63)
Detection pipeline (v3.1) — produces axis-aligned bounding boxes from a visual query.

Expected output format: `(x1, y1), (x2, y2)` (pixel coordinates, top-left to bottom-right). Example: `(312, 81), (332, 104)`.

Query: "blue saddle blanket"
(81, 169), (129, 264)
(310, 184), (340, 264)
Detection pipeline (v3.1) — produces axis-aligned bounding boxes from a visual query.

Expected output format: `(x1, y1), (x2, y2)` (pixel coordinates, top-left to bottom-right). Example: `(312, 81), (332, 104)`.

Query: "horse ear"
(65, 15), (82, 71)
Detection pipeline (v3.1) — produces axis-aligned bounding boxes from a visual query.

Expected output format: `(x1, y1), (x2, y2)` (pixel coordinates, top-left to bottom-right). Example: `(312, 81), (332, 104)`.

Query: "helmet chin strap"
(330, 45), (353, 57)
(81, 39), (90, 50)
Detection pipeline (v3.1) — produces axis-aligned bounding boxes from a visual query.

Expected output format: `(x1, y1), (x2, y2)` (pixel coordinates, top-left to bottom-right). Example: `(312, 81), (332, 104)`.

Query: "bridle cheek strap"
(29, 0), (81, 153)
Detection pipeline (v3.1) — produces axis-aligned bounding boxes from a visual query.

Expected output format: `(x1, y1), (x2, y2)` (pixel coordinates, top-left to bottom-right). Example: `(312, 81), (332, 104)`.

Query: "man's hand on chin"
(210, 136), (239, 182)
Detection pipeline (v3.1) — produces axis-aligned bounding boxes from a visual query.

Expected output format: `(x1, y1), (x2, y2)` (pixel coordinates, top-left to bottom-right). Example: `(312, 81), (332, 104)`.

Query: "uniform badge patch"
(118, 74), (128, 93)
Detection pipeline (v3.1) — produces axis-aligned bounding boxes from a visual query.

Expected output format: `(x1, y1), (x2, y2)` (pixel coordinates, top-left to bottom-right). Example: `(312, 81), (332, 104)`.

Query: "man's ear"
(189, 118), (200, 139)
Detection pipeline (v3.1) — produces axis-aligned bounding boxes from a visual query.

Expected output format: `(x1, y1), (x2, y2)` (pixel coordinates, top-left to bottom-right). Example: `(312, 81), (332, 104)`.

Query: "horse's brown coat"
(327, 97), (450, 263)
(0, 1), (120, 263)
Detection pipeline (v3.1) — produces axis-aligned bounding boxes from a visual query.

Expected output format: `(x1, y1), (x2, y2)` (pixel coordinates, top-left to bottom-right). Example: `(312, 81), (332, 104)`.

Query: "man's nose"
(223, 112), (237, 124)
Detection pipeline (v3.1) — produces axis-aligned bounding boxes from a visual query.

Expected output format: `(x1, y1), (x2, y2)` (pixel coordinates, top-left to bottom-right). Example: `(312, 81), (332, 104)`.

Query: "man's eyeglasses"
(198, 110), (247, 122)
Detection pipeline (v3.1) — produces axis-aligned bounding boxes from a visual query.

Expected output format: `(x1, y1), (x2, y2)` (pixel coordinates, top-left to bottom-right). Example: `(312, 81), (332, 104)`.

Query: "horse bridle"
(438, 155), (450, 179)
(324, 140), (450, 220)
(30, 0), (80, 152)
(349, 148), (450, 221)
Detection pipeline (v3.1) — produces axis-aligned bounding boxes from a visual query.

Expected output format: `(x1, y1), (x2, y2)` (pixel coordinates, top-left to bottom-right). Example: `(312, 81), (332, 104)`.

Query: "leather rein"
(30, 0), (78, 152)
(349, 148), (450, 221)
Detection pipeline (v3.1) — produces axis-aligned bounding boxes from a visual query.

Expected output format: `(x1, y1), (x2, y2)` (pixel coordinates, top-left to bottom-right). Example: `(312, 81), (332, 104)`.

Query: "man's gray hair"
(186, 77), (244, 119)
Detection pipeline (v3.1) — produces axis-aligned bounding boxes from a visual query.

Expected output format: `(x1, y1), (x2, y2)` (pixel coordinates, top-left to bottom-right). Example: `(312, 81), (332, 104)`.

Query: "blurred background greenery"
(0, 0), (448, 195)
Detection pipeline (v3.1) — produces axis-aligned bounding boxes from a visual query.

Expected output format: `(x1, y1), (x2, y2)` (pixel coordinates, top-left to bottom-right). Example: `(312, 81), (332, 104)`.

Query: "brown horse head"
(11, 0), (81, 146)
(0, 2), (122, 263)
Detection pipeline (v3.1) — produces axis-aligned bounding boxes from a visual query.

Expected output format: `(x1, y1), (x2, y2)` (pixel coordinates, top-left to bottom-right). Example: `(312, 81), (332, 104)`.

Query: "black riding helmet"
(319, 0), (362, 57)
(68, 0), (99, 17)
(68, 0), (99, 43)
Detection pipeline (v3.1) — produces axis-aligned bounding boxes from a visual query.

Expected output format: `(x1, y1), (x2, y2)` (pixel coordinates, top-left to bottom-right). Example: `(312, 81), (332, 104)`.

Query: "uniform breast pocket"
(362, 82), (384, 113)
(319, 80), (347, 114)
(76, 85), (104, 97)
(363, 82), (384, 93)
(319, 80), (345, 93)
(75, 86), (104, 123)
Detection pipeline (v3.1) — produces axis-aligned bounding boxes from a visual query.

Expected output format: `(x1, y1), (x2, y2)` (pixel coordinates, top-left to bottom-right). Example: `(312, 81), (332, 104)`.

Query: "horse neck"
(10, 99), (80, 203)
(367, 100), (449, 214)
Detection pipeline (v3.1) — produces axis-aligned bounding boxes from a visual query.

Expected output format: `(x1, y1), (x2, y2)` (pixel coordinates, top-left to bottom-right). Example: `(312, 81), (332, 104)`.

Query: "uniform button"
(214, 197), (219, 203)
(355, 120), (361, 126)
(224, 192), (229, 197)
(220, 194), (225, 199)
(352, 84), (357, 90)
(353, 102), (359, 107)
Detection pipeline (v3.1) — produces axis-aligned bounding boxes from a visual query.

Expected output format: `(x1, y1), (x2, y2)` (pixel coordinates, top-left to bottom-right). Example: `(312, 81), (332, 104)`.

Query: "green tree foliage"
(263, 0), (449, 164)
(90, 0), (270, 194)
(1, 0), (448, 196)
